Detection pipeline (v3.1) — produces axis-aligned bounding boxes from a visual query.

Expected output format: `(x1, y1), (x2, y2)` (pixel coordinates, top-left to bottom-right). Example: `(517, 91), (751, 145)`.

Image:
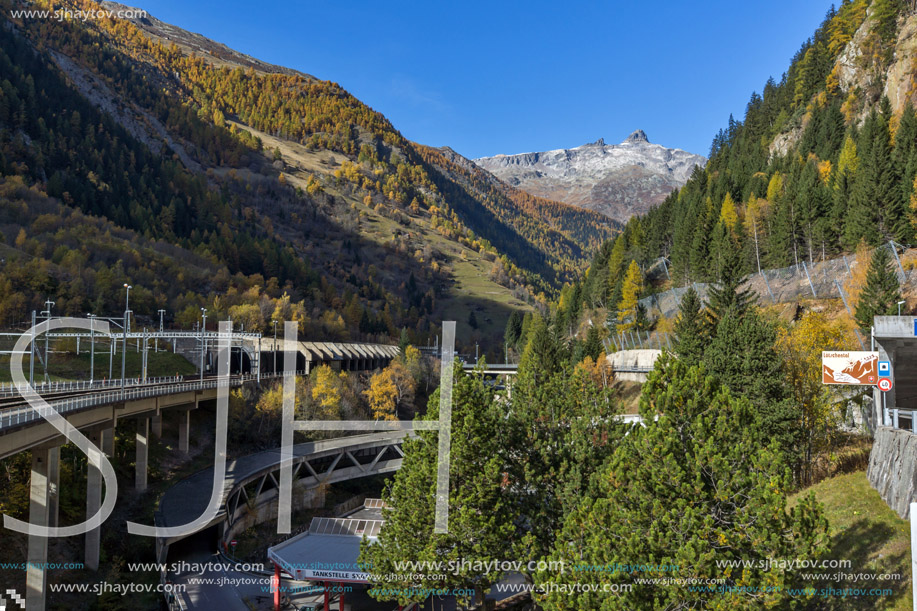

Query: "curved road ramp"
(155, 432), (408, 558)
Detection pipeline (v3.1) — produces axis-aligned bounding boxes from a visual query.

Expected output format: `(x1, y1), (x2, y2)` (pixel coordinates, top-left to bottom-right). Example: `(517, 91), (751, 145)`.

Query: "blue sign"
(914, 318), (917, 335)
(879, 361), (891, 376)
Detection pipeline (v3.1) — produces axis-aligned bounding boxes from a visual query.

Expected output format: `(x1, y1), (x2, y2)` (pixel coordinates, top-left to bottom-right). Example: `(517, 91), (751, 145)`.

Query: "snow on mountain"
(473, 131), (706, 222)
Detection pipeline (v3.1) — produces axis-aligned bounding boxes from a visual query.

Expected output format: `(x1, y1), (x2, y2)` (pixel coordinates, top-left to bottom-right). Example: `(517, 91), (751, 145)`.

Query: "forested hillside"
(0, 0), (614, 349)
(570, 0), (917, 321)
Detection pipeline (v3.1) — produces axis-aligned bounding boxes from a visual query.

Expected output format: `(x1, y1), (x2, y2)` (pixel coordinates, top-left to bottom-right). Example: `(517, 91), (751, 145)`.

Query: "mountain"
(558, 0), (917, 325)
(473, 131), (707, 223)
(0, 0), (615, 350)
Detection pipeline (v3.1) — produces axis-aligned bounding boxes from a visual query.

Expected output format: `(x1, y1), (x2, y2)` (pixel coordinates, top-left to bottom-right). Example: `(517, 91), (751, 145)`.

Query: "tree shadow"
(799, 519), (909, 610)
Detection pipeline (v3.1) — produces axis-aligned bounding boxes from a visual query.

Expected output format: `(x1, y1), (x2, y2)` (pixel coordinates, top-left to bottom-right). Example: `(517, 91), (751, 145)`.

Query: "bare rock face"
(770, 6), (917, 159)
(473, 132), (706, 223)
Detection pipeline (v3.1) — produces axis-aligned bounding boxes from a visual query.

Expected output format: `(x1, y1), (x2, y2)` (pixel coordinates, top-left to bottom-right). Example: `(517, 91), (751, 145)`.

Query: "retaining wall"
(867, 426), (917, 519)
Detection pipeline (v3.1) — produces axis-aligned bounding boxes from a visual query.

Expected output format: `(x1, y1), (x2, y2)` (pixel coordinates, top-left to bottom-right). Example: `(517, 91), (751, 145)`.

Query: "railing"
(162, 574), (185, 611)
(611, 366), (654, 373)
(886, 408), (917, 433)
(0, 376), (185, 397)
(0, 370), (307, 431)
(333, 495), (367, 517)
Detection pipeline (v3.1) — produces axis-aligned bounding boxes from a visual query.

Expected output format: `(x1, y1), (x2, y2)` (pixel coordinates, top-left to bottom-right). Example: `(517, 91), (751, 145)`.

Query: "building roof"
(267, 513), (384, 583)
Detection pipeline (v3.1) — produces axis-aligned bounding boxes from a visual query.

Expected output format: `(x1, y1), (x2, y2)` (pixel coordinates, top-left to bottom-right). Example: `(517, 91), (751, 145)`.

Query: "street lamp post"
(200, 308), (207, 383)
(121, 284), (132, 396)
(108, 329), (114, 381)
(157, 309), (165, 353)
(88, 314), (96, 382)
(42, 298), (54, 383)
(272, 319), (278, 375)
(228, 317), (233, 375)
(29, 310), (35, 386)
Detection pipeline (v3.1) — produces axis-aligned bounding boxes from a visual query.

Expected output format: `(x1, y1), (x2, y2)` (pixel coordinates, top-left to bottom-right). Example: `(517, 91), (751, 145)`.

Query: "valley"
(3, 0), (917, 610)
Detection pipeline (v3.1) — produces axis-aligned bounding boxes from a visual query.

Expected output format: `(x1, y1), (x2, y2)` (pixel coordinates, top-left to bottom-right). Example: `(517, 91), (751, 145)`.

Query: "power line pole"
(142, 328), (148, 383)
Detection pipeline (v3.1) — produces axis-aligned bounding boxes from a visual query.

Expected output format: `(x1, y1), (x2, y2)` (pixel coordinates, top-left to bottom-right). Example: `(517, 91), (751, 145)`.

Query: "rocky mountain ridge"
(473, 131), (706, 223)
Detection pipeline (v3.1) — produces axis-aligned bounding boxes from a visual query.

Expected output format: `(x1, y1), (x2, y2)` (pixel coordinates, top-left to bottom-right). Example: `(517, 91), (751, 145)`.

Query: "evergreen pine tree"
(539, 356), (828, 610)
(672, 287), (708, 367)
(706, 239), (755, 328)
(582, 325), (603, 360)
(361, 365), (514, 608)
(397, 327), (410, 353)
(703, 309), (799, 464)
(895, 104), (917, 232)
(688, 198), (714, 280)
(519, 314), (563, 380)
(874, 99), (907, 240)
(844, 110), (883, 247)
(634, 302), (650, 332)
(855, 245), (902, 332)
(504, 310), (523, 349)
(767, 196), (795, 266)
(796, 161), (824, 262)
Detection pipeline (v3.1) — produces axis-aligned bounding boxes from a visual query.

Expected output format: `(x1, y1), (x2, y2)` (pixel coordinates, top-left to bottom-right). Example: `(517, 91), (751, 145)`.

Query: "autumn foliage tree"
(365, 369), (399, 421)
(616, 260), (643, 333)
(310, 365), (344, 420)
(776, 311), (852, 484)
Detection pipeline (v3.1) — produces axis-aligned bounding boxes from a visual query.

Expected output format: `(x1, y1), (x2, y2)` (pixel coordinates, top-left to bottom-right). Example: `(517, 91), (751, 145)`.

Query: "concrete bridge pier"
(178, 408), (191, 453)
(47, 446), (59, 529)
(26, 443), (59, 610)
(136, 417), (150, 492)
(151, 414), (163, 439)
(86, 426), (114, 571)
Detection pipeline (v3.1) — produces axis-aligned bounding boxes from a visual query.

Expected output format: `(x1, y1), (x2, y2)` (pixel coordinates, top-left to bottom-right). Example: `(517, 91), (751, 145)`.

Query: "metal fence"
(639, 241), (911, 330)
(604, 330), (672, 353)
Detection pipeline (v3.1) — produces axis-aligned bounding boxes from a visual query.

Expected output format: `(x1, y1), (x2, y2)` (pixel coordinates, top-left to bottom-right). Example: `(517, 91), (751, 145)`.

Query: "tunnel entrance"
(166, 523), (222, 563)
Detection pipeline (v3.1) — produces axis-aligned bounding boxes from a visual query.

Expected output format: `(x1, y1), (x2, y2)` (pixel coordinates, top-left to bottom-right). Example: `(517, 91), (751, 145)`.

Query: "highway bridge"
(1, 322), (654, 610)
(0, 321), (399, 611)
(156, 432), (408, 566)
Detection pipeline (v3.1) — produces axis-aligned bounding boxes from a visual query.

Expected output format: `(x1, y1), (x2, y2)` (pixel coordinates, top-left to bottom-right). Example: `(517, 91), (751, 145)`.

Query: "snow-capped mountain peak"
(473, 132), (706, 222)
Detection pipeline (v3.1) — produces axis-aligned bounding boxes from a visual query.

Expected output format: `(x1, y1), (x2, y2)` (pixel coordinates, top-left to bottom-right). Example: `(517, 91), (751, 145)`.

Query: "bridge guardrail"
(0, 376), (186, 398)
(0, 370), (306, 431)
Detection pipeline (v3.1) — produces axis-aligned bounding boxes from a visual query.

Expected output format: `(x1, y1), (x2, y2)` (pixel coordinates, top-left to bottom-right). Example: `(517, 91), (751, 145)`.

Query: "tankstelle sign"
(822, 351), (879, 385)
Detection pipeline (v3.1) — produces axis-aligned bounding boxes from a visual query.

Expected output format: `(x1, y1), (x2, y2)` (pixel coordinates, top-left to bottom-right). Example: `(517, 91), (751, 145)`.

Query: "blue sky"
(133, 0), (833, 159)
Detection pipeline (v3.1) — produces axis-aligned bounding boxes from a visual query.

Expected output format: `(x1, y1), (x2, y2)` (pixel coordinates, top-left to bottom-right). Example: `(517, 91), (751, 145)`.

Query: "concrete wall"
(867, 426), (917, 519)
(606, 349), (661, 383)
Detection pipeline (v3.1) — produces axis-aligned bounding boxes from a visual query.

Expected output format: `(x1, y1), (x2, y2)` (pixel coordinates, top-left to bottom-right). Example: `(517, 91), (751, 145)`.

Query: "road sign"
(822, 351), (879, 385)
(879, 361), (891, 377)
(230, 539), (237, 547)
(878, 378), (893, 392)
